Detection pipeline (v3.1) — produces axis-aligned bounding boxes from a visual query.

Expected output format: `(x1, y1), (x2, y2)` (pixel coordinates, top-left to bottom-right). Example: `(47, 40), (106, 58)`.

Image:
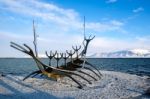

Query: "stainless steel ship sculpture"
(10, 20), (102, 89)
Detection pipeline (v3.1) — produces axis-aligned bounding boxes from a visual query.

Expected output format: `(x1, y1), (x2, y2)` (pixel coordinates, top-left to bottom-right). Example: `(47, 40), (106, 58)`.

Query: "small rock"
(0, 73), (6, 77)
(115, 78), (118, 80)
(145, 87), (150, 95)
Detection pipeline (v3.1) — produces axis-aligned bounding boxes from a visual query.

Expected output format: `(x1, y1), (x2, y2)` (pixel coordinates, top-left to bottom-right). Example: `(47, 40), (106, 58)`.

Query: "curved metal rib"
(80, 35), (95, 56)
(72, 59), (102, 77)
(23, 70), (41, 81)
(78, 70), (97, 81)
(85, 61), (102, 76)
(61, 53), (69, 67)
(66, 50), (75, 63)
(62, 62), (99, 81)
(54, 52), (63, 68)
(66, 74), (83, 89)
(72, 45), (81, 59)
(84, 67), (101, 79)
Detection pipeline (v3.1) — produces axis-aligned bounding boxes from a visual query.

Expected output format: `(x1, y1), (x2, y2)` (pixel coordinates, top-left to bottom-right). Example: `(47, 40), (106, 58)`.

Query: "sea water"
(0, 58), (150, 76)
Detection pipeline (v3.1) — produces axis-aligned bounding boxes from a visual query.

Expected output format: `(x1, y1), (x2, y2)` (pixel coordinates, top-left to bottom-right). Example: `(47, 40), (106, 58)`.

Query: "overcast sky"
(0, 0), (150, 57)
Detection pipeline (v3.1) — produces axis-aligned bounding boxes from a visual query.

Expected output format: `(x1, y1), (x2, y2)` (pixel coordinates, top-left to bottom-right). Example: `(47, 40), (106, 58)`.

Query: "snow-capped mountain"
(88, 49), (150, 58)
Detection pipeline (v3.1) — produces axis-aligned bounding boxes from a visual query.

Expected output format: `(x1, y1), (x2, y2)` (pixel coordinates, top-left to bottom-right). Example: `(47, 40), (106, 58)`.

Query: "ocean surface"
(0, 58), (150, 76)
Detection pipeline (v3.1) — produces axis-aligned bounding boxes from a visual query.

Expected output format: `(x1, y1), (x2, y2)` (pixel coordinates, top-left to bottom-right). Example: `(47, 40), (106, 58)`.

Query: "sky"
(0, 0), (150, 57)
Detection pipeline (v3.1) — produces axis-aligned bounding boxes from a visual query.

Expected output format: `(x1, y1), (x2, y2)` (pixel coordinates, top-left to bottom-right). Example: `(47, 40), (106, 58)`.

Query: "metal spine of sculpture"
(33, 20), (38, 57)
(10, 19), (102, 89)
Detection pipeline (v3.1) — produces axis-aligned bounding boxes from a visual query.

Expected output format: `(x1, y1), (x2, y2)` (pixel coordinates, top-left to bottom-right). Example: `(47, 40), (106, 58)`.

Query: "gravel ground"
(0, 70), (150, 99)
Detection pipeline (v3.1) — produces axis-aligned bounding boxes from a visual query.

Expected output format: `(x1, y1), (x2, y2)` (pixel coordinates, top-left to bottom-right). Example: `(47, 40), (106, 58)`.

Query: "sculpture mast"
(82, 16), (86, 68)
(33, 20), (38, 57)
(83, 16), (86, 39)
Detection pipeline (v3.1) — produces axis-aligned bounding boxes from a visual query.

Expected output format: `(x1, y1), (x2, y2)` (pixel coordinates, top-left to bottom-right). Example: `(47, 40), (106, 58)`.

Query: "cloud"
(0, 0), (81, 30)
(1, 30), (150, 57)
(106, 0), (117, 3)
(89, 36), (150, 53)
(0, 0), (141, 57)
(0, 0), (125, 33)
(0, 31), (33, 42)
(135, 36), (150, 43)
(86, 20), (124, 33)
(0, 30), (84, 57)
(110, 20), (123, 26)
(133, 7), (144, 13)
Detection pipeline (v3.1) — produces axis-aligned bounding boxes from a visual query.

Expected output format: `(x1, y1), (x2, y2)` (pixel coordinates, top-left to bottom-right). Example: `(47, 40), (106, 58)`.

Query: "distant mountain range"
(2, 49), (150, 58)
(88, 49), (150, 58)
